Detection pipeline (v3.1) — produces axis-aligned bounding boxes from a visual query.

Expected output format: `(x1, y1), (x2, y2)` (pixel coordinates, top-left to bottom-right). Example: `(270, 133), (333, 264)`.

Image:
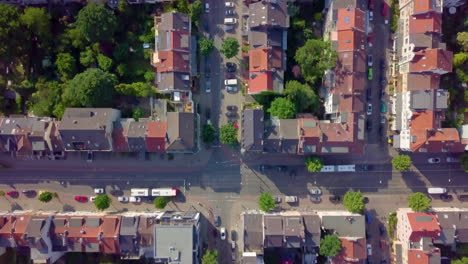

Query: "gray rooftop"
(248, 0), (289, 29)
(154, 224), (196, 264)
(120, 216), (139, 237)
(243, 214), (263, 253)
(86, 217), (100, 228)
(264, 119), (298, 154)
(321, 215), (365, 238)
(159, 12), (190, 32)
(166, 112), (195, 152)
(156, 72), (190, 91)
(242, 109), (264, 152)
(26, 218), (46, 238)
(60, 108), (120, 131)
(303, 214), (321, 247)
(249, 28), (283, 48)
(410, 89), (447, 110)
(127, 120), (147, 152)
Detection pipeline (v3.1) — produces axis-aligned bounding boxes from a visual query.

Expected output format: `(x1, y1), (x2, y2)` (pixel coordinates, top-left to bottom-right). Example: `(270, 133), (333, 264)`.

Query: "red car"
(7, 191), (19, 198)
(368, 0), (375, 10)
(380, 239), (386, 249)
(382, 3), (389, 16)
(367, 33), (374, 46)
(74, 196), (88, 202)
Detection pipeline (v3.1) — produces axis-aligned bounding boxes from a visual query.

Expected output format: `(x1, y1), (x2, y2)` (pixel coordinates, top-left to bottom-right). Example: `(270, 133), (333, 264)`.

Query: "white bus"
(131, 188), (149, 197)
(151, 188), (178, 197)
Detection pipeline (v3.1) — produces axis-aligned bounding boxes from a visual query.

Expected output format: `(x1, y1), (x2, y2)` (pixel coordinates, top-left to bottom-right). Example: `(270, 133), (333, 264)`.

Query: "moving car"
(379, 225), (386, 236)
(367, 103), (373, 115)
(368, 68), (373, 80)
(74, 196), (88, 202)
(118, 196), (129, 202)
(428, 158), (441, 164)
(220, 227), (227, 240)
(205, 80), (211, 93)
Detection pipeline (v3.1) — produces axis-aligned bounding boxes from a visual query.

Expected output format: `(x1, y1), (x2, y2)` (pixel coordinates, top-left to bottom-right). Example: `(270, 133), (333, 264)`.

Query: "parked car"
(259, 165), (272, 172)
(226, 62), (236, 72)
(367, 103), (373, 115)
(310, 195), (322, 203)
(87, 151), (93, 163)
(205, 80), (211, 93)
(205, 108), (211, 120)
(364, 197), (370, 203)
(367, 244), (373, 256)
(379, 224), (386, 236)
(90, 196), (96, 202)
(366, 212), (372, 224)
(224, 25), (234, 31)
(225, 9), (236, 15)
(308, 188), (322, 195)
(440, 194), (453, 201)
(368, 0), (375, 10)
(214, 216), (221, 227)
(381, 2), (389, 15)
(225, 112), (237, 118)
(129, 197), (141, 203)
(368, 68), (373, 80)
(74, 196), (88, 202)
(380, 60), (386, 70)
(274, 196), (282, 204)
(366, 120), (372, 131)
(367, 33), (374, 47)
(379, 239), (385, 249)
(225, 2), (234, 7)
(285, 196), (298, 203)
(276, 165), (287, 172)
(220, 227), (227, 240)
(367, 55), (373, 67)
(329, 195), (341, 203)
(118, 196), (129, 202)
(94, 188), (104, 194)
(369, 11), (374, 21)
(224, 18), (237, 24)
(204, 3), (209, 13)
(457, 194), (468, 201)
(380, 115), (386, 124)
(226, 105), (237, 111)
(380, 75), (387, 86)
(22, 190), (36, 196)
(446, 157), (459, 163)
(428, 158), (441, 164)
(366, 88), (372, 101)
(7, 191), (19, 198)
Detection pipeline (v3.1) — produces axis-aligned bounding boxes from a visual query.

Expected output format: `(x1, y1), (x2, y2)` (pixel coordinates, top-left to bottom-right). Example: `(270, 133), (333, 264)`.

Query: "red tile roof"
(157, 51), (190, 73)
(337, 30), (365, 52)
(407, 73), (440, 91)
(337, 51), (366, 74)
(332, 238), (367, 264)
(410, 49), (452, 74)
(337, 94), (365, 113)
(146, 121), (167, 152)
(412, 0), (438, 14)
(13, 215), (31, 246)
(332, 73), (366, 94)
(112, 128), (129, 152)
(248, 72), (273, 94)
(102, 216), (121, 254)
(336, 8), (366, 32)
(170, 31), (190, 51)
(407, 212), (440, 242)
(409, 13), (442, 34)
(249, 47), (282, 72)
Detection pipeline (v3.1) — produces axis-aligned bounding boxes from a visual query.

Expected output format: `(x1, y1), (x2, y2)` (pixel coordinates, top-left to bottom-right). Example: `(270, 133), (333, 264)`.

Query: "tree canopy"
(258, 192), (275, 212)
(38, 191), (53, 203)
(201, 249), (218, 264)
(343, 190), (365, 213)
(408, 192), (431, 212)
(55, 53), (77, 81)
(319, 234), (342, 257)
(199, 37), (215, 56)
(295, 39), (337, 84)
(453, 257), (468, 264)
(220, 37), (239, 59)
(220, 123), (238, 146)
(133, 107), (143, 121)
(202, 124), (216, 144)
(0, 5), (24, 61)
(189, 0), (203, 24)
(392, 154), (412, 171)
(75, 3), (117, 43)
(97, 54), (113, 72)
(154, 197), (169, 209)
(268, 97), (296, 119)
(457, 32), (468, 52)
(20, 7), (51, 44)
(63, 68), (117, 108)
(284, 80), (319, 113)
(29, 79), (63, 117)
(94, 195), (111, 211)
(115, 82), (154, 97)
(461, 154), (468, 172)
(306, 156), (323, 172)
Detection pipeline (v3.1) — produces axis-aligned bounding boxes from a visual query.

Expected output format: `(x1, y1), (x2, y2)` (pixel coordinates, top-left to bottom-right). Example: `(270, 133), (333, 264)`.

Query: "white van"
(428, 187), (447, 194)
(224, 79), (238, 85)
(205, 3), (209, 13)
(224, 18), (237, 25)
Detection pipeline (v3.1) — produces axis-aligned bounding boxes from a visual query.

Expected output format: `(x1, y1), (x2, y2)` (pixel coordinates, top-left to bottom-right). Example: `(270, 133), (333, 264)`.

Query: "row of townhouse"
(0, 108), (196, 158)
(241, 210), (368, 264)
(0, 210), (201, 264)
(391, 0), (466, 152)
(241, 0), (366, 155)
(0, 0), (173, 6)
(395, 208), (468, 264)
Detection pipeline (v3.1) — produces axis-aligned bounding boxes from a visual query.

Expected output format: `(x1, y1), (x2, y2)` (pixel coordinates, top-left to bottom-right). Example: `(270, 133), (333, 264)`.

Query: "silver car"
(309, 188), (322, 195)
(310, 196), (322, 203)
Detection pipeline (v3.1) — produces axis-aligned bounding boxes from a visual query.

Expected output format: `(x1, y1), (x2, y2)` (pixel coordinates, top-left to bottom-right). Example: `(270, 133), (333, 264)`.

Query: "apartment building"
(0, 211), (201, 264)
(391, 0), (466, 152)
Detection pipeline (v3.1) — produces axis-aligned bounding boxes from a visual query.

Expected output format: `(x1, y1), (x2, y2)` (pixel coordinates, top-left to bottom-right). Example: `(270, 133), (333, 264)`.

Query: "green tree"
(154, 197), (169, 209)
(268, 97), (296, 119)
(20, 7), (51, 42)
(201, 249), (218, 264)
(133, 107), (143, 121)
(29, 79), (63, 117)
(189, 0), (203, 24)
(295, 39), (337, 84)
(94, 194), (111, 211)
(454, 52), (468, 68)
(38, 191), (53, 203)
(408, 192), (431, 212)
(63, 68), (117, 107)
(220, 37), (239, 59)
(220, 123), (238, 146)
(202, 124), (216, 144)
(176, 0), (190, 13)
(55, 53), (77, 81)
(199, 37), (215, 55)
(114, 82), (154, 97)
(461, 153), (468, 172)
(387, 212), (397, 238)
(258, 192), (275, 212)
(343, 190), (365, 213)
(113, 42), (130, 62)
(453, 257), (468, 264)
(0, 5), (24, 61)
(457, 32), (468, 52)
(97, 54), (113, 72)
(284, 80), (319, 113)
(0, 191), (5, 196)
(75, 3), (117, 43)
(319, 234), (342, 257)
(313, 12), (323, 22)
(287, 3), (300, 17)
(392, 154), (412, 171)
(306, 156), (323, 172)
(144, 71), (154, 82)
(80, 47), (97, 67)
